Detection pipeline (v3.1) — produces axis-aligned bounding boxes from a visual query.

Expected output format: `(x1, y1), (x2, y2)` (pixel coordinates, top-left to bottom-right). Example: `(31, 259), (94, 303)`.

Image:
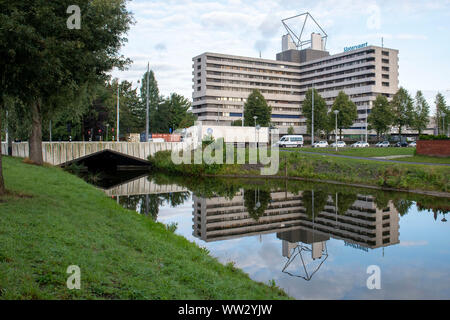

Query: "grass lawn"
(150, 149), (450, 193)
(292, 147), (415, 158)
(391, 155), (450, 164)
(0, 156), (289, 300)
(282, 147), (450, 164)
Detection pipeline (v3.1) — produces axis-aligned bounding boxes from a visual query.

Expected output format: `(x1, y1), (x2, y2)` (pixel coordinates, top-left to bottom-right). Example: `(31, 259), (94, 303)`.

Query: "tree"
(0, 101), (4, 194)
(287, 126), (294, 135)
(153, 93), (193, 133)
(178, 112), (197, 129)
(329, 91), (357, 138)
(243, 89), (272, 127)
(367, 95), (393, 140)
(139, 70), (162, 132)
(435, 93), (449, 135)
(302, 88), (328, 138)
(0, 0), (133, 165)
(412, 91), (430, 136)
(231, 119), (242, 126)
(390, 87), (414, 140)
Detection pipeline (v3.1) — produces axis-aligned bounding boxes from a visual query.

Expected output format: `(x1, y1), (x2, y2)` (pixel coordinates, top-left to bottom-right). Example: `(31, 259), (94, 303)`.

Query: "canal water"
(91, 172), (449, 299)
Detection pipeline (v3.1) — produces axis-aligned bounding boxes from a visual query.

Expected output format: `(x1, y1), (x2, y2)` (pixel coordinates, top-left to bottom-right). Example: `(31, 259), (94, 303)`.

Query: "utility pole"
(366, 102), (369, 143)
(311, 83), (315, 146)
(49, 120), (52, 142)
(116, 82), (120, 142)
(146, 63), (150, 142)
(334, 110), (339, 151)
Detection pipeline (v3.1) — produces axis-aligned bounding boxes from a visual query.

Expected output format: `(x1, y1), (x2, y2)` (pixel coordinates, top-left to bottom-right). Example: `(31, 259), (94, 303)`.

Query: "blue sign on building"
(344, 42), (368, 52)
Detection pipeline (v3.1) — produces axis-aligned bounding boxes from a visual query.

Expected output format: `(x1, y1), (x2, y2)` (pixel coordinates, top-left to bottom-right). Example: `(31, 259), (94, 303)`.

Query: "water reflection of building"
(192, 190), (400, 250)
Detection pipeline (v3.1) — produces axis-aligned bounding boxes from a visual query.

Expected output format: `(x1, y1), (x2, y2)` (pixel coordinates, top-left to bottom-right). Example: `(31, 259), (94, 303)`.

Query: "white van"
(276, 135), (304, 148)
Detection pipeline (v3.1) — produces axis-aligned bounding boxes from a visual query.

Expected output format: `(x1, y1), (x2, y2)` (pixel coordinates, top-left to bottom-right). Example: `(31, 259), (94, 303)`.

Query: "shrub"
(418, 134), (450, 140)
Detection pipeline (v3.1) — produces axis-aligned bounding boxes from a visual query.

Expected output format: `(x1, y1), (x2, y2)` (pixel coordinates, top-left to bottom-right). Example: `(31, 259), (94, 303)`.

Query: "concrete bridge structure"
(1, 141), (192, 166)
(101, 175), (188, 197)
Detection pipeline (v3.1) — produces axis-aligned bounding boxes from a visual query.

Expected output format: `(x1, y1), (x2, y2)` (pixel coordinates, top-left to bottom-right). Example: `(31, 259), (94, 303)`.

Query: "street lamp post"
(106, 123), (109, 141)
(311, 84), (314, 146)
(146, 63), (150, 142)
(334, 110), (339, 151)
(366, 102), (369, 143)
(116, 83), (120, 142)
(253, 116), (258, 144)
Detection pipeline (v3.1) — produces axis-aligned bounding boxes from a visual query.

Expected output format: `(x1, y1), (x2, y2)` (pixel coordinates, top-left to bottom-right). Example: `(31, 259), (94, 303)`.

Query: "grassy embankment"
(288, 147), (450, 164)
(150, 148), (450, 193)
(0, 156), (289, 300)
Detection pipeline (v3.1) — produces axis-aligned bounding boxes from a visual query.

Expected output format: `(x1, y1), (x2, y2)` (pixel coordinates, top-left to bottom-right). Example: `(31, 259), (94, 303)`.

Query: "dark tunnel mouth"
(60, 149), (151, 172)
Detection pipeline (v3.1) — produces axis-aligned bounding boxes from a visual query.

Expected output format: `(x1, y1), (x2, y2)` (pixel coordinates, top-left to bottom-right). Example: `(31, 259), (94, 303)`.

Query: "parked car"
(312, 141), (329, 148)
(330, 141), (346, 148)
(276, 135), (304, 148)
(394, 141), (409, 147)
(375, 141), (390, 148)
(351, 141), (369, 148)
(408, 141), (417, 147)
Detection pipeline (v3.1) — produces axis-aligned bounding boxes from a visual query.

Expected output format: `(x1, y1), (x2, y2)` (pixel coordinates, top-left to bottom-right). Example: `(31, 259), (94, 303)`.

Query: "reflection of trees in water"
(119, 192), (190, 221)
(243, 189), (271, 221)
(374, 193), (391, 211)
(416, 202), (449, 221)
(393, 199), (413, 216)
(302, 190), (328, 219)
(334, 192), (358, 215)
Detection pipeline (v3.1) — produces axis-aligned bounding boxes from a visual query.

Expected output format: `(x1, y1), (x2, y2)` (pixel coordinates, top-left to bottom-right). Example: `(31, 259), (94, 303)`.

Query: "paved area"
(282, 150), (450, 167)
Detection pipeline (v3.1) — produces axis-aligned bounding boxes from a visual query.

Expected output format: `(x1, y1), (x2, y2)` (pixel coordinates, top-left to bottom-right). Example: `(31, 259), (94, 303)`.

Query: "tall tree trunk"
(29, 99), (43, 165)
(0, 109), (6, 195)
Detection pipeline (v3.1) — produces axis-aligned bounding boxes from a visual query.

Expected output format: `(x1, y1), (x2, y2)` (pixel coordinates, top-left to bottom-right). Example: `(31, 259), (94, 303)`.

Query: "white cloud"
(110, 0), (450, 100)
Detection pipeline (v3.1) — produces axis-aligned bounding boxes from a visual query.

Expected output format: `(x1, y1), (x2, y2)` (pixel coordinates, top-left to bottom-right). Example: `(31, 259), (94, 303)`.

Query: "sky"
(111, 0), (450, 111)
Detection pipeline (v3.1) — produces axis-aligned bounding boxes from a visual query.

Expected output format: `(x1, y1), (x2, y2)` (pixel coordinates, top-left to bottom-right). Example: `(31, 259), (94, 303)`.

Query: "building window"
(197, 72), (201, 76)
(197, 65), (201, 70)
(197, 79), (201, 84)
(197, 86), (201, 91)
(382, 82), (389, 87)
(382, 66), (389, 72)
(197, 58), (201, 62)
(382, 51), (389, 56)
(382, 74), (389, 79)
(382, 58), (389, 64)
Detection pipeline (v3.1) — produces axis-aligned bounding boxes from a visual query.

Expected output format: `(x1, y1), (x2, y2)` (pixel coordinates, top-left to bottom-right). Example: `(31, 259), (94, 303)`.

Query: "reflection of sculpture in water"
(278, 229), (329, 281)
(277, 190), (330, 281)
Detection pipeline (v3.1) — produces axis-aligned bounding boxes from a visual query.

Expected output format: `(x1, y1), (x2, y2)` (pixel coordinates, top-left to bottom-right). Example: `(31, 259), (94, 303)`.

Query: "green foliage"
(0, 0), (134, 164)
(435, 93), (449, 135)
(412, 91), (430, 136)
(419, 134), (450, 140)
(243, 89), (272, 127)
(243, 189), (271, 221)
(390, 87), (414, 136)
(287, 126), (295, 135)
(165, 222), (178, 233)
(139, 70), (162, 131)
(0, 157), (290, 299)
(368, 95), (393, 139)
(231, 119), (243, 126)
(302, 88), (328, 137)
(153, 93), (195, 133)
(329, 91), (358, 137)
